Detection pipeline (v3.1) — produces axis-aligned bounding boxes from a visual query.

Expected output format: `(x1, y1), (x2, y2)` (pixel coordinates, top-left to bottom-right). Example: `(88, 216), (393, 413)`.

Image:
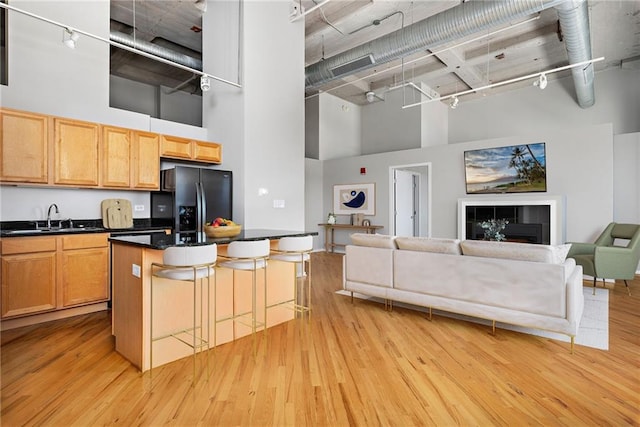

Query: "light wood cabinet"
(0, 233), (110, 319)
(0, 108), (222, 188)
(1, 237), (57, 318)
(101, 127), (159, 190)
(54, 117), (100, 186)
(131, 131), (160, 189)
(102, 125), (131, 188)
(0, 109), (49, 183)
(161, 135), (222, 164)
(61, 234), (109, 307)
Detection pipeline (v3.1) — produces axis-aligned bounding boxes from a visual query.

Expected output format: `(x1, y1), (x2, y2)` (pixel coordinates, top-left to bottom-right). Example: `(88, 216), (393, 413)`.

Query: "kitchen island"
(110, 230), (316, 371)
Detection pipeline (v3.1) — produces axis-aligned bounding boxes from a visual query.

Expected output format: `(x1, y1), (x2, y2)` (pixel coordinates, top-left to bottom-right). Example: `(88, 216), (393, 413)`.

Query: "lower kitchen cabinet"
(61, 234), (110, 307)
(0, 233), (110, 322)
(1, 236), (57, 318)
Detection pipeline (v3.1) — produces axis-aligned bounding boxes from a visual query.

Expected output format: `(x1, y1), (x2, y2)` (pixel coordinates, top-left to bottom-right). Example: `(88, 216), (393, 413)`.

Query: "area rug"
(336, 287), (609, 350)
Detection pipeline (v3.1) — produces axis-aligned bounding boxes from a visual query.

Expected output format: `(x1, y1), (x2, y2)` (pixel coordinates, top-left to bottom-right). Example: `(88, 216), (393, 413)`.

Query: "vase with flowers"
(479, 218), (509, 241)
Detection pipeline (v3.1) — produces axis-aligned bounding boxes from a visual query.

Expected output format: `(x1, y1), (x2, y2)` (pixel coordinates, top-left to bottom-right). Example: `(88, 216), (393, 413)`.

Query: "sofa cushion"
(350, 233), (397, 249)
(395, 237), (461, 255)
(460, 240), (570, 264)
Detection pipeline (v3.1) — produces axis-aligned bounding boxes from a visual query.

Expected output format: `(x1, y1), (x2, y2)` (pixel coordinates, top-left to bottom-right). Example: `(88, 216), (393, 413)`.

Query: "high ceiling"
(109, 0), (640, 105)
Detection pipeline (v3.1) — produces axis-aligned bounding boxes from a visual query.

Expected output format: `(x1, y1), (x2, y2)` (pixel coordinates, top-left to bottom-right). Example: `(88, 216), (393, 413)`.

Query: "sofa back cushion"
(460, 240), (571, 264)
(395, 237), (461, 255)
(350, 233), (397, 249)
(345, 245), (394, 288)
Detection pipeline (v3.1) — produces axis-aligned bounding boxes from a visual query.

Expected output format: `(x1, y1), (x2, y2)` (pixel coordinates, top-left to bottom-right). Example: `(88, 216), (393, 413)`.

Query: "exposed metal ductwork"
(555, 0), (595, 108)
(305, 0), (596, 108)
(110, 30), (203, 71)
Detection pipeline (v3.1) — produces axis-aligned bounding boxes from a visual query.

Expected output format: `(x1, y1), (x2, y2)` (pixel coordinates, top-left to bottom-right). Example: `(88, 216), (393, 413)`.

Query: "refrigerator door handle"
(195, 182), (203, 233)
(199, 181), (207, 231)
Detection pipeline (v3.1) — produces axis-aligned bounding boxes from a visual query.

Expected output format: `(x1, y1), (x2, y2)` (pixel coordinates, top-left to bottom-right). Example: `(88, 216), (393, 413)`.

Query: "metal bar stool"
(217, 239), (270, 357)
(268, 235), (313, 320)
(150, 244), (216, 385)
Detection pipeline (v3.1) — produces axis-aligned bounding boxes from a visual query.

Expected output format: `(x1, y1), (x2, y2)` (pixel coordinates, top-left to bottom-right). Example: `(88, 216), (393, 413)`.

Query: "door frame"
(389, 162), (432, 237)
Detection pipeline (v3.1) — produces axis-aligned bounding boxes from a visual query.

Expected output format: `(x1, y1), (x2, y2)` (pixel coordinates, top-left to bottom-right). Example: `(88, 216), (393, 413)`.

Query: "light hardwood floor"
(2, 252), (639, 426)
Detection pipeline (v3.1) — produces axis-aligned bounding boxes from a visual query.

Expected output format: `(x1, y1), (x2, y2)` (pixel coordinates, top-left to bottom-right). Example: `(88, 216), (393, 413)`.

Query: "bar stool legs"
(149, 245), (216, 386)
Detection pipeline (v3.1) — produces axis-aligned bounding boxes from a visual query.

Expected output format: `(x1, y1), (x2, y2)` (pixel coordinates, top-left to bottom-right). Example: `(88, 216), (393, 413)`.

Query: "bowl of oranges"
(204, 218), (242, 238)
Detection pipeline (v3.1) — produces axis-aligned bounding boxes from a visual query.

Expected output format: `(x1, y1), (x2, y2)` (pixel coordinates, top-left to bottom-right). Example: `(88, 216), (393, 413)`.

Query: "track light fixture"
(200, 74), (211, 92)
(450, 96), (459, 109)
(534, 73), (548, 90)
(62, 27), (79, 49)
(365, 91), (376, 103)
(194, 0), (207, 13)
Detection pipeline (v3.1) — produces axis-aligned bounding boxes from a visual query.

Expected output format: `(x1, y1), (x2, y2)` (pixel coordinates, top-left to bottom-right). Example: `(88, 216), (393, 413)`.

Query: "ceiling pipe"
(554, 0), (594, 108)
(305, 0), (596, 108)
(110, 30), (203, 71)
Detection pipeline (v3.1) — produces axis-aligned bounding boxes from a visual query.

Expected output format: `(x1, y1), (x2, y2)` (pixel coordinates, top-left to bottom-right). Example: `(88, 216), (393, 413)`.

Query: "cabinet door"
(1, 252), (57, 318)
(102, 126), (131, 188)
(193, 141), (222, 163)
(132, 131), (160, 189)
(54, 118), (100, 186)
(160, 135), (192, 160)
(0, 109), (49, 183)
(61, 234), (109, 307)
(61, 247), (109, 307)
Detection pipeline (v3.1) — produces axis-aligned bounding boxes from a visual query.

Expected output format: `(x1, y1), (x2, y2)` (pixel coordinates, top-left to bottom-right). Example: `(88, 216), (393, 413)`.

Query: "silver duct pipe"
(110, 31), (203, 71)
(555, 0), (594, 108)
(305, 0), (595, 108)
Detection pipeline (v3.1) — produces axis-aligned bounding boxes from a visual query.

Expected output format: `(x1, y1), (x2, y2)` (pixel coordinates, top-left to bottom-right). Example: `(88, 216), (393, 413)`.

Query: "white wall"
(361, 88), (421, 155)
(320, 124), (614, 249)
(318, 93), (361, 160)
(613, 132), (640, 223)
(207, 0), (305, 230)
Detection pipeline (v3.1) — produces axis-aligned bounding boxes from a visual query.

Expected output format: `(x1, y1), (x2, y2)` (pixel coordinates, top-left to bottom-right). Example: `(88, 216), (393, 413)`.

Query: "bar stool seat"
(150, 244), (216, 385)
(216, 239), (270, 356)
(269, 235), (313, 317)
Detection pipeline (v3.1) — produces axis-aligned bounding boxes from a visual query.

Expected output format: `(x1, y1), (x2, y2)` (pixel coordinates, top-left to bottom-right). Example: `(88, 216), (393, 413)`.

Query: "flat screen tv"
(464, 143), (547, 194)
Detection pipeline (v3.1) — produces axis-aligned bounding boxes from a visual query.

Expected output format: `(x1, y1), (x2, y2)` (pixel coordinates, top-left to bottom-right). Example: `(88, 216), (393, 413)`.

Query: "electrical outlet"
(134, 205), (145, 212)
(132, 264), (141, 278)
(273, 199), (285, 208)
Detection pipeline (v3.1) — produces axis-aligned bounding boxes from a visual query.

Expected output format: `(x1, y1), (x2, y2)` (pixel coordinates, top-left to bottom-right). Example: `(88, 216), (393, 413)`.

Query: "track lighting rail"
(0, 2), (242, 89)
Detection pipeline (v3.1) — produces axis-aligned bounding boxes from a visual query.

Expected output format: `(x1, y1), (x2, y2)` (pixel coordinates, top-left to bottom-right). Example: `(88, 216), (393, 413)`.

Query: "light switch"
(273, 199), (285, 208)
(132, 264), (141, 278)
(134, 205), (145, 211)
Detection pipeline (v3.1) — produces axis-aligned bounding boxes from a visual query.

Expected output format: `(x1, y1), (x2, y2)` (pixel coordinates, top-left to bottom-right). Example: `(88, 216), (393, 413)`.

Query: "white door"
(394, 169), (418, 237)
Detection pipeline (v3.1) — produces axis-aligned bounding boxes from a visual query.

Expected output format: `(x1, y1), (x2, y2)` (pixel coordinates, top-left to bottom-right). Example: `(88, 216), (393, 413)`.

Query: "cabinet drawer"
(62, 233), (109, 250)
(1, 236), (57, 255)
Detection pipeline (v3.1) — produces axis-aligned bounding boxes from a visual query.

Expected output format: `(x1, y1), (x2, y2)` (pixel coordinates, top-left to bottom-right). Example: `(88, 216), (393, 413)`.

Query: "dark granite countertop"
(0, 218), (169, 238)
(109, 229), (318, 249)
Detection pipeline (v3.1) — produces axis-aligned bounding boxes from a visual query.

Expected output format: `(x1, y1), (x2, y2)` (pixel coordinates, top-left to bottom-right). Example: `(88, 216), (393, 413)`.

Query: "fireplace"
(458, 196), (564, 245)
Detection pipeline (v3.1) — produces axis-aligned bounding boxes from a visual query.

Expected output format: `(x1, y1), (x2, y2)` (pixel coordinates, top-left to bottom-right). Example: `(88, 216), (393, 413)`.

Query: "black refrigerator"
(151, 166), (232, 235)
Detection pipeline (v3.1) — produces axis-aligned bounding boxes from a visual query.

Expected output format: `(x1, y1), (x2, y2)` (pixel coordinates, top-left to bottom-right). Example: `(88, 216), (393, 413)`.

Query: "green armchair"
(567, 223), (640, 295)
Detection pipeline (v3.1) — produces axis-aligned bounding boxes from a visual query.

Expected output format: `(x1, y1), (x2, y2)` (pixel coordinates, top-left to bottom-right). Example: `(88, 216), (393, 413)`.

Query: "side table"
(318, 223), (383, 253)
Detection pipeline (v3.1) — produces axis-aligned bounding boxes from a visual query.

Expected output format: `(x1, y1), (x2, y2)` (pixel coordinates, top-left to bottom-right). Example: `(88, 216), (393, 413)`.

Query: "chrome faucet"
(47, 204), (59, 229)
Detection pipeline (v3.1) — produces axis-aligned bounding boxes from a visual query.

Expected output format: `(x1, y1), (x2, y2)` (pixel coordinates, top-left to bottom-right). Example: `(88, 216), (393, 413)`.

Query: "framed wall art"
(333, 183), (375, 215)
(464, 142), (547, 194)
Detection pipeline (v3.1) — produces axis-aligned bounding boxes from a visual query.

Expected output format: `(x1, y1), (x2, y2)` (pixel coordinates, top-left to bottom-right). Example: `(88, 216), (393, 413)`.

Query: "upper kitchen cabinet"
(102, 125), (131, 188)
(131, 131), (160, 189)
(160, 135), (222, 164)
(54, 117), (100, 186)
(0, 109), (49, 184)
(102, 126), (160, 190)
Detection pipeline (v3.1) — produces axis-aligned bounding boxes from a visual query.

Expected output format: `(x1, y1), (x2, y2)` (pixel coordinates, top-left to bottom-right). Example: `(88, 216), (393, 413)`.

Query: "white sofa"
(343, 234), (584, 345)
